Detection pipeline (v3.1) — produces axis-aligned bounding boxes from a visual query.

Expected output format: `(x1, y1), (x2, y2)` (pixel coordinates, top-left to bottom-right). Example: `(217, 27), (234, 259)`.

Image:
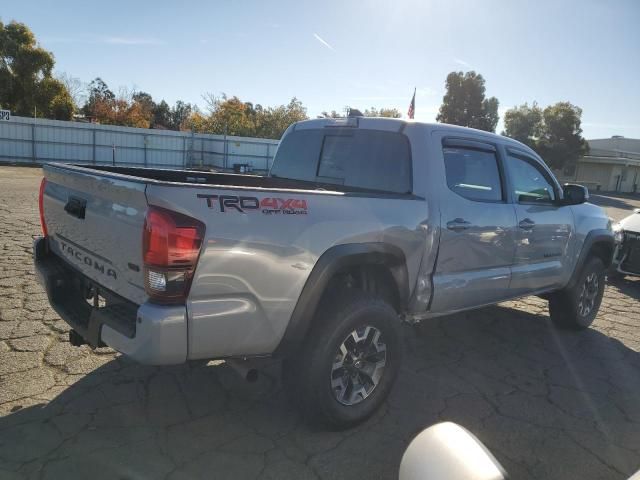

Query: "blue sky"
(4, 0), (639, 139)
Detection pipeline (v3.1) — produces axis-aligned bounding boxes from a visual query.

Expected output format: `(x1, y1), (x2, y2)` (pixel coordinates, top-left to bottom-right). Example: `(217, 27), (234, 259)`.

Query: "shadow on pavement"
(1, 304), (640, 480)
(591, 194), (639, 212)
(608, 274), (640, 301)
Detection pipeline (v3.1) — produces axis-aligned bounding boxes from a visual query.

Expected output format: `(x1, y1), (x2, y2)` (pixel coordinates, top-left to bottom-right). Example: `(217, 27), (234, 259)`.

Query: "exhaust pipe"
(225, 358), (259, 383)
(69, 329), (88, 347)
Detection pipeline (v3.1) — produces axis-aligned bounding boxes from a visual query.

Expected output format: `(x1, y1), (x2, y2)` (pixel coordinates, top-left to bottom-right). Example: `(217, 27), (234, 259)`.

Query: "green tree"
(153, 100), (171, 128)
(502, 102), (543, 148)
(169, 100), (192, 130)
(503, 101), (589, 171)
(436, 71), (499, 132)
(537, 102), (589, 171)
(254, 97), (307, 138)
(0, 21), (73, 119)
(364, 107), (402, 118)
(320, 110), (344, 118)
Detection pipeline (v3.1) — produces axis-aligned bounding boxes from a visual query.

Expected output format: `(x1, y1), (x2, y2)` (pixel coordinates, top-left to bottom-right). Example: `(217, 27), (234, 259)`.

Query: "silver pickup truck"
(34, 117), (614, 427)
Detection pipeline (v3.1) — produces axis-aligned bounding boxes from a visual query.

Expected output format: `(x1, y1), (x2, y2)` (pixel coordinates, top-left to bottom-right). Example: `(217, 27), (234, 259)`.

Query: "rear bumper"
(34, 237), (188, 365)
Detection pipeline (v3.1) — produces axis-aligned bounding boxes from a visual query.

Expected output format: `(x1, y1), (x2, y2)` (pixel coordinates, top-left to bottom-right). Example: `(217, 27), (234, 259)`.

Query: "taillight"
(142, 206), (205, 304)
(38, 178), (48, 237)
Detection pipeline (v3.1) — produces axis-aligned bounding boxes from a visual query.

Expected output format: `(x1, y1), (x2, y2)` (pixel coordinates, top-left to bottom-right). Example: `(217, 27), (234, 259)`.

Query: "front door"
(504, 149), (573, 294)
(430, 137), (517, 313)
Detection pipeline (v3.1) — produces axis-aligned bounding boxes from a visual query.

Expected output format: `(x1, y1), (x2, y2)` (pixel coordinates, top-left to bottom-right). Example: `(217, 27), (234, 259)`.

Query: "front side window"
(443, 147), (503, 202)
(507, 154), (556, 203)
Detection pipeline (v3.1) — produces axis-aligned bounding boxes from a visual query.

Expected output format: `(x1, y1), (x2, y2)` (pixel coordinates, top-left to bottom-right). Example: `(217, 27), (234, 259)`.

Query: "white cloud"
(313, 33), (335, 51)
(453, 57), (473, 69)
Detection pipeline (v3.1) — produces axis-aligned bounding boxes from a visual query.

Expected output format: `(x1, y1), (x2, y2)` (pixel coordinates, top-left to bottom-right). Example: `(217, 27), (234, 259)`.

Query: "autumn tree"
(195, 94), (308, 139)
(0, 21), (74, 119)
(436, 71), (499, 132)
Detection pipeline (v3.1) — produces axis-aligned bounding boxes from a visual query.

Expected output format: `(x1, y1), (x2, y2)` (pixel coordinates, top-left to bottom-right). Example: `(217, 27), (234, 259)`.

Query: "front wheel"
(284, 290), (401, 428)
(549, 256), (605, 329)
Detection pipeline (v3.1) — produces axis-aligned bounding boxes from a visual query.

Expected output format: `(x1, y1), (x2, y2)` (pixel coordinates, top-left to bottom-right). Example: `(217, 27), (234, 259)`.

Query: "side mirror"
(561, 183), (589, 205)
(399, 422), (506, 480)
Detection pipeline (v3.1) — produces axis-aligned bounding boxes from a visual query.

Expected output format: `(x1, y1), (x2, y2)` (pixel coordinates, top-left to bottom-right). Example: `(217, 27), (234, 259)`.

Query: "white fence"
(0, 116), (280, 172)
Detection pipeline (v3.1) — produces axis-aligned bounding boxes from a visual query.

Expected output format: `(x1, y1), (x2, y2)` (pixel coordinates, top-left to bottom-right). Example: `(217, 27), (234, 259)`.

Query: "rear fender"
(274, 243), (409, 355)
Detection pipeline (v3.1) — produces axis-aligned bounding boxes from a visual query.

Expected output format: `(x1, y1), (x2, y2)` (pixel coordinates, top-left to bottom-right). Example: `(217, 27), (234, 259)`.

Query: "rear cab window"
(270, 128), (412, 194)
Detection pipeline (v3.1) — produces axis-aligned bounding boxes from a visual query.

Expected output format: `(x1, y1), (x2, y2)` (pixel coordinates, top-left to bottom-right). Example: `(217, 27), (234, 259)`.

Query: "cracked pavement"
(1, 166), (640, 479)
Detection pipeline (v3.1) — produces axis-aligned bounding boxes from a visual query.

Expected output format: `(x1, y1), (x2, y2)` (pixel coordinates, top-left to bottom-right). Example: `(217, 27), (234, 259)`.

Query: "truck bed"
(74, 164), (388, 195)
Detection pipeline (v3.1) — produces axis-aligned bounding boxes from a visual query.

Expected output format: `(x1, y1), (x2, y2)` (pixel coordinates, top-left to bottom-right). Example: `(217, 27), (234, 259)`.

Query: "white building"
(571, 137), (640, 193)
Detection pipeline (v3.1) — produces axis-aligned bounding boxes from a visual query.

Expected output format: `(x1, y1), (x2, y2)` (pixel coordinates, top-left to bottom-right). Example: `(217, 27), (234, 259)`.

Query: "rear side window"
(443, 147), (503, 202)
(270, 129), (412, 194)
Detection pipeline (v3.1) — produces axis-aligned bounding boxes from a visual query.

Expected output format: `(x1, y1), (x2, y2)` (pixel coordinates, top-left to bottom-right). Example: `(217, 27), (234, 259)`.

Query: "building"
(571, 137), (640, 193)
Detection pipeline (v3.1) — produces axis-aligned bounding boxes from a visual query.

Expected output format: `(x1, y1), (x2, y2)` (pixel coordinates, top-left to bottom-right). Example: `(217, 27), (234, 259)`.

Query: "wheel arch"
(274, 243), (409, 356)
(567, 229), (614, 290)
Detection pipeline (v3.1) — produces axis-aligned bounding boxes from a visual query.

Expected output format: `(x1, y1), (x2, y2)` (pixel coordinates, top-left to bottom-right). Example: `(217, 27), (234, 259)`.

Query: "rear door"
(503, 148), (574, 294)
(430, 136), (517, 313)
(42, 164), (148, 304)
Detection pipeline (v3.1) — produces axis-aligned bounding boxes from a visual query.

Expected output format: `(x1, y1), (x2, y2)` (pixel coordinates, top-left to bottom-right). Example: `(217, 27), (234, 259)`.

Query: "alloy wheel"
(330, 325), (387, 406)
(577, 272), (599, 317)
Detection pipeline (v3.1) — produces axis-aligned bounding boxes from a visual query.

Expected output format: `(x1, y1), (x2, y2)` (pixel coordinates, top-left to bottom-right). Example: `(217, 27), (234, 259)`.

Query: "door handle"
(518, 218), (535, 230)
(64, 196), (87, 220)
(446, 218), (472, 231)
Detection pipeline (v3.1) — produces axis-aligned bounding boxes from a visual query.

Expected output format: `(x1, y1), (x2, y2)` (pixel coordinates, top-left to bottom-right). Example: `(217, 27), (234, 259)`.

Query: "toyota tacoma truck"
(34, 117), (614, 427)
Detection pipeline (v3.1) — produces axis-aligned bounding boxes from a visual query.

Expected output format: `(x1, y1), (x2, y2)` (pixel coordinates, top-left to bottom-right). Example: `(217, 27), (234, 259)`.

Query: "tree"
(153, 100), (171, 129)
(537, 102), (589, 171)
(195, 94), (308, 139)
(436, 71), (499, 132)
(169, 100), (192, 130)
(364, 107), (402, 118)
(502, 102), (543, 148)
(320, 110), (344, 118)
(254, 97), (307, 139)
(82, 80), (154, 128)
(57, 72), (85, 111)
(82, 77), (115, 119)
(0, 21), (74, 119)
(502, 101), (589, 171)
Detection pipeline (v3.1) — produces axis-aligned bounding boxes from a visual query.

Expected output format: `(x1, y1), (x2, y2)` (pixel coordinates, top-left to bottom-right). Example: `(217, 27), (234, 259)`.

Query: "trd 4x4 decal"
(197, 194), (308, 215)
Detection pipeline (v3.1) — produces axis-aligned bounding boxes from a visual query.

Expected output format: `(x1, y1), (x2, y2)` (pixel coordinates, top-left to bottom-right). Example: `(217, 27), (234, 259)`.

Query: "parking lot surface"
(1, 166), (640, 480)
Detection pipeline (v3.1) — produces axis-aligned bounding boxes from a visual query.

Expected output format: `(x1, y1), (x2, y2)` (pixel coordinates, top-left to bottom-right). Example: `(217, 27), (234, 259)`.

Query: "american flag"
(407, 88), (416, 119)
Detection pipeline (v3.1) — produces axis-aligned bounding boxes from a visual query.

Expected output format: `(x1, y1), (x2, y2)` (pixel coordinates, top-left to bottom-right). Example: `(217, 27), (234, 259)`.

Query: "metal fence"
(0, 116), (280, 172)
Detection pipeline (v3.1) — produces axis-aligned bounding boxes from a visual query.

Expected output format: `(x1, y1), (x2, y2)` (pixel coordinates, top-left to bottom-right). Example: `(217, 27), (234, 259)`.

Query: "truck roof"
(292, 117), (537, 157)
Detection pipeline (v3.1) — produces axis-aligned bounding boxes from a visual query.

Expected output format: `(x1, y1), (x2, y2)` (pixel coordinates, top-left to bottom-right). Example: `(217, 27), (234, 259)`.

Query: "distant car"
(611, 209), (640, 277)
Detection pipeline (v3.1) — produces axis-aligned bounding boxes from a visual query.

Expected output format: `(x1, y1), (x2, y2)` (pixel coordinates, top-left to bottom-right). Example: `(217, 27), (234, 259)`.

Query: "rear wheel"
(549, 256), (605, 329)
(283, 290), (401, 428)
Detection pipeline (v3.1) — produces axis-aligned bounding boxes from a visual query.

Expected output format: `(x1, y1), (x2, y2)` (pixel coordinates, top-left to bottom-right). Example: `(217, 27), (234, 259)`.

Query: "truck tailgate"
(42, 164), (148, 304)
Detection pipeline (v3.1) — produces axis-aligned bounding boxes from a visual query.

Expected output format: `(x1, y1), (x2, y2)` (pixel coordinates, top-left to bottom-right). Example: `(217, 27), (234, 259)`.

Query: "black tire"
(283, 290), (401, 429)
(549, 256), (605, 330)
